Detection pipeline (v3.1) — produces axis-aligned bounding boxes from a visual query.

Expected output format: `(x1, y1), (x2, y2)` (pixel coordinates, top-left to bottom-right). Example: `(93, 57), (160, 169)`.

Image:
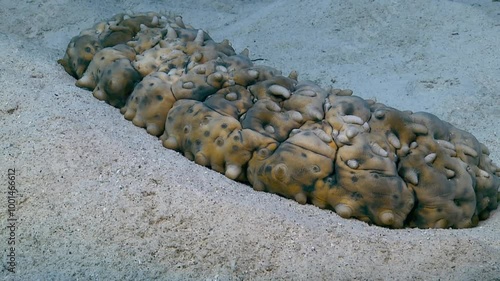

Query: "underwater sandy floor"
(1, 0), (499, 280)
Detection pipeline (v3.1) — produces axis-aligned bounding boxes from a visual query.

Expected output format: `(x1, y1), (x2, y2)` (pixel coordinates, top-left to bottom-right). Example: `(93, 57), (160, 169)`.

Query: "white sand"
(1, 0), (499, 280)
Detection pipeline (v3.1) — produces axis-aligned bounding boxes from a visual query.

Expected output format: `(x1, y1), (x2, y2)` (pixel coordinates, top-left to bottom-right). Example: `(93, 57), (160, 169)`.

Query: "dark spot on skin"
(311, 165), (320, 173)
(85, 47), (92, 53)
(149, 83), (154, 87)
(325, 177), (334, 185)
(77, 57), (86, 66)
(344, 103), (354, 115)
(373, 174), (379, 179)
(295, 167), (307, 177)
(187, 108), (194, 113)
(216, 138), (224, 146)
(204, 131), (210, 137)
(392, 194), (399, 200)
(301, 152), (307, 158)
(265, 165), (272, 173)
(192, 86), (216, 101)
(454, 199), (461, 206)
(437, 207), (442, 213)
(232, 145), (239, 151)
(167, 116), (173, 123)
(233, 135), (240, 141)
(156, 95), (163, 101)
(221, 123), (228, 129)
(140, 96), (150, 106)
(352, 176), (358, 183)
(302, 184), (315, 193)
(195, 139), (201, 146)
(101, 56), (105, 60)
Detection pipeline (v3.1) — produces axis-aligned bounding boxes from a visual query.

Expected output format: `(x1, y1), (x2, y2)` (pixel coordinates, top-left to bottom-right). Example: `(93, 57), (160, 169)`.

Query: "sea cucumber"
(58, 12), (500, 228)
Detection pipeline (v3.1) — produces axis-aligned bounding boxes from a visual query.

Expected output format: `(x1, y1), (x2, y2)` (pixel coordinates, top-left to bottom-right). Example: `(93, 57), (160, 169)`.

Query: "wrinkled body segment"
(58, 12), (500, 229)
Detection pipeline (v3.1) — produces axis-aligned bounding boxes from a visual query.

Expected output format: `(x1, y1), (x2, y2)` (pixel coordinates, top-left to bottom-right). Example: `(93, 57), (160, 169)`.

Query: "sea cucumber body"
(58, 12), (500, 228)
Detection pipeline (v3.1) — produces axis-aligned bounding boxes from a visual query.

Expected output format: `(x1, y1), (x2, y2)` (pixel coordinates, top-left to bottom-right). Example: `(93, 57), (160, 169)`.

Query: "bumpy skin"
(241, 99), (304, 142)
(184, 31), (236, 70)
(398, 135), (477, 228)
(133, 45), (187, 76)
(325, 93), (372, 146)
(58, 34), (101, 79)
(369, 103), (428, 155)
(329, 131), (415, 228)
(170, 71), (228, 100)
(58, 13), (164, 78)
(232, 65), (282, 87)
(161, 100), (276, 180)
(127, 25), (163, 54)
(100, 14), (163, 47)
(283, 81), (329, 122)
(121, 72), (177, 136)
(92, 58), (141, 108)
(76, 44), (136, 90)
(59, 12), (500, 229)
(204, 85), (254, 118)
(401, 112), (500, 227)
(247, 130), (336, 205)
(248, 74), (297, 103)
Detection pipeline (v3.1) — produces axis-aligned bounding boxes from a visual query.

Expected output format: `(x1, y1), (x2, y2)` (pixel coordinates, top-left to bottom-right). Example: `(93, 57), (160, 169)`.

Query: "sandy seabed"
(1, 0), (500, 280)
